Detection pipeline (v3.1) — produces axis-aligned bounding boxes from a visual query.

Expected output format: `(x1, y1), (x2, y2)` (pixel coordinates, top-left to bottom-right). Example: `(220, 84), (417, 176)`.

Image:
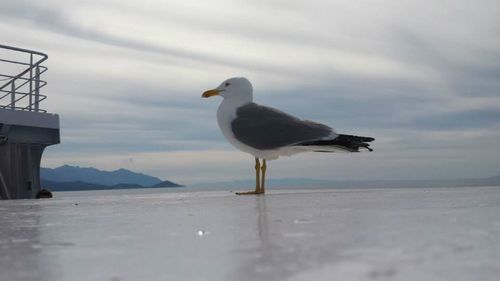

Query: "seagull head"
(202, 77), (253, 101)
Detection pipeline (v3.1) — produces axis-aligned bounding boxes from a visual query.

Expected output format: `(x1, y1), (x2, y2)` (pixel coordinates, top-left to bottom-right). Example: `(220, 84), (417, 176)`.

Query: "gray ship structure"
(0, 44), (60, 199)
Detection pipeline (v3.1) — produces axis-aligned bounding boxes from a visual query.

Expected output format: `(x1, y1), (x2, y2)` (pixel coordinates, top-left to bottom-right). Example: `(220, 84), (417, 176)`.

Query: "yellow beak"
(202, 89), (220, 98)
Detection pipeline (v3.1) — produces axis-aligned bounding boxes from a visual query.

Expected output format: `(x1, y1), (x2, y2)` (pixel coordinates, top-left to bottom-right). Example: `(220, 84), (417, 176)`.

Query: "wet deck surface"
(1, 187), (500, 281)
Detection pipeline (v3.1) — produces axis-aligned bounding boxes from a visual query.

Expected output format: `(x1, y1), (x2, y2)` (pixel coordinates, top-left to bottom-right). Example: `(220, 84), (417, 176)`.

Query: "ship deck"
(1, 187), (499, 281)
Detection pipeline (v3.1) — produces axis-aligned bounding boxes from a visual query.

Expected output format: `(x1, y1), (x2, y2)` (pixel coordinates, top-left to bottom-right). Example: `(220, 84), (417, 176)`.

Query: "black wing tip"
(339, 134), (375, 142)
(362, 144), (374, 152)
(338, 135), (375, 149)
(299, 133), (375, 152)
(356, 141), (373, 152)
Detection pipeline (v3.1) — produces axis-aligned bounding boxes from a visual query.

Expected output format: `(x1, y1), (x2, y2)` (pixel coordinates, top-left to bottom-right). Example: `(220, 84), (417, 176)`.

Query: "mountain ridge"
(41, 165), (163, 186)
(190, 176), (500, 189)
(41, 165), (182, 191)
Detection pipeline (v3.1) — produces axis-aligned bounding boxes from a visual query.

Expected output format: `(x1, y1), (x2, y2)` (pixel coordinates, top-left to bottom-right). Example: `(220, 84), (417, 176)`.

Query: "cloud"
(411, 109), (500, 130)
(2, 0), (500, 181)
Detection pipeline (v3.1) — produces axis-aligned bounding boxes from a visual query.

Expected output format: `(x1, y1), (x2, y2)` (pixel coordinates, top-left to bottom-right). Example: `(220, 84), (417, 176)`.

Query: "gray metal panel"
(0, 143), (46, 199)
(0, 109), (59, 129)
(7, 125), (59, 144)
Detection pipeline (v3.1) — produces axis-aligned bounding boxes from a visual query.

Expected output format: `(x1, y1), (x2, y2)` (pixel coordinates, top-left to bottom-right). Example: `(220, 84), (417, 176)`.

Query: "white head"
(202, 77), (253, 103)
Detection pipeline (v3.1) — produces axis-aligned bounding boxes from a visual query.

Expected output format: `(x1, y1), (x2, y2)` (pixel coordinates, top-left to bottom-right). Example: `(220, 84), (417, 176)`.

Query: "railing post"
(35, 66), (40, 112)
(29, 53), (33, 111)
(0, 45), (48, 112)
(11, 81), (15, 109)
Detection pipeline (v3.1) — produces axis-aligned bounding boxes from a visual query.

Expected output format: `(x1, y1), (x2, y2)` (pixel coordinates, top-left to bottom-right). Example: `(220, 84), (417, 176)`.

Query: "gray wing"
(231, 103), (333, 150)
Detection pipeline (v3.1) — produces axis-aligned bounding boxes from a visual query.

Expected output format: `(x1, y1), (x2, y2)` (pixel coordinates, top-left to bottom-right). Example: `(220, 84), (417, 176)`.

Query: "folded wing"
(231, 103), (334, 150)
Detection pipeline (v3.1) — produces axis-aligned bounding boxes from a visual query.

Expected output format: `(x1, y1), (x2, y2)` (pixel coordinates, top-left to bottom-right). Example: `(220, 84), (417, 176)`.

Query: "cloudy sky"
(2, 0), (500, 184)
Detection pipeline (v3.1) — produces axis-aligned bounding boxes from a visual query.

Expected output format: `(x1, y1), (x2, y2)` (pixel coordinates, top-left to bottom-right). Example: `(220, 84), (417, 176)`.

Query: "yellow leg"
(260, 159), (267, 194)
(255, 158), (261, 193)
(236, 158), (263, 195)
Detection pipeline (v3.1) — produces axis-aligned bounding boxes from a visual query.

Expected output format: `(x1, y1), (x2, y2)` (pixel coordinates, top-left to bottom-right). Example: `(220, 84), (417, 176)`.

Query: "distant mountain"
(42, 180), (183, 191)
(191, 176), (500, 189)
(489, 175), (500, 180)
(190, 178), (335, 189)
(40, 165), (183, 191)
(152, 180), (183, 188)
(112, 183), (145, 189)
(41, 165), (162, 186)
(41, 179), (109, 191)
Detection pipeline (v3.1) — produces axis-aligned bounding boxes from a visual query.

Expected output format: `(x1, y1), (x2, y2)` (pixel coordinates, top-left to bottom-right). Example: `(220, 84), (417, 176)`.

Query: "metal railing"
(0, 44), (48, 113)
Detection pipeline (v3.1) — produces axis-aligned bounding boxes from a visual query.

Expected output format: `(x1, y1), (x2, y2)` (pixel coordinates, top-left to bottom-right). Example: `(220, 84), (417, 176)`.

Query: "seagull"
(202, 77), (374, 195)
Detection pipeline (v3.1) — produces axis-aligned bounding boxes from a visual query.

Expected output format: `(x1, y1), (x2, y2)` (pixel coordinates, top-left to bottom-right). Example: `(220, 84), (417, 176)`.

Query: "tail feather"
(298, 134), (374, 152)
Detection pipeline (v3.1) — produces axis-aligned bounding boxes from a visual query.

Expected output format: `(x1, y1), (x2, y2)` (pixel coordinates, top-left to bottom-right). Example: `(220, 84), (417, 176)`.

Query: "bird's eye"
(225, 82), (231, 87)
